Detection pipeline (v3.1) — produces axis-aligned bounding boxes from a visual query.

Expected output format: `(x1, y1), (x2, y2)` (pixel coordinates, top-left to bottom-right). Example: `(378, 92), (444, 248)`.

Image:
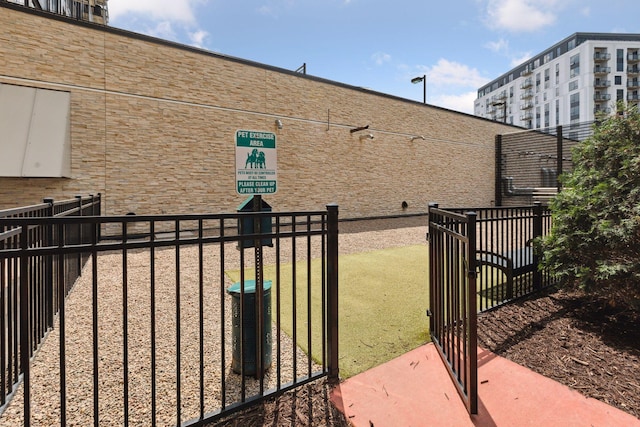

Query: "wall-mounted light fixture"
(410, 135), (425, 142)
(350, 124), (370, 134)
(275, 119), (283, 129)
(359, 133), (374, 141)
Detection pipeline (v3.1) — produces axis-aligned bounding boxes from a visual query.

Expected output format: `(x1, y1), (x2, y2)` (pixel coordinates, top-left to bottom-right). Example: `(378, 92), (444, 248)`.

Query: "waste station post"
(252, 194), (265, 381)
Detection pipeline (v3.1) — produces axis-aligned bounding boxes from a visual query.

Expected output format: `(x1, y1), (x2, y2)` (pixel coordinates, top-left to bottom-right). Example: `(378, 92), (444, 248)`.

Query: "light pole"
(492, 101), (507, 123)
(411, 74), (426, 104)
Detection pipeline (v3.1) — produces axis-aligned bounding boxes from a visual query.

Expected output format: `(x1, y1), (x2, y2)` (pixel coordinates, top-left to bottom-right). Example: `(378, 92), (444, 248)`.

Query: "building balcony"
(593, 79), (611, 88)
(628, 67), (640, 75)
(594, 106), (612, 114)
(593, 66), (610, 74)
(628, 79), (640, 89)
(520, 78), (533, 89)
(628, 53), (640, 63)
(491, 92), (507, 102)
(520, 113), (533, 121)
(520, 66), (533, 76)
(593, 52), (611, 62)
(627, 93), (640, 101)
(520, 102), (533, 110)
(520, 90), (533, 99)
(594, 93), (611, 102)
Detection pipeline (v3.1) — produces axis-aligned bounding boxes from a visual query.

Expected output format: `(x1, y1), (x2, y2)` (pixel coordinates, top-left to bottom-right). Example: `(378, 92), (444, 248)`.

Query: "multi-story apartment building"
(4, 0), (108, 24)
(475, 33), (640, 129)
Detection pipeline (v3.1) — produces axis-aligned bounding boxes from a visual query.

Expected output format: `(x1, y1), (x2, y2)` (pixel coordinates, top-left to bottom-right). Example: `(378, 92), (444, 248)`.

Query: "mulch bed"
(477, 286), (640, 419)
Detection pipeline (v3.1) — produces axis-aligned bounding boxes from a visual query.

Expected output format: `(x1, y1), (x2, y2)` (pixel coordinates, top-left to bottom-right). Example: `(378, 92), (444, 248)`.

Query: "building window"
(555, 99), (560, 125)
(615, 75), (622, 85)
(536, 72), (541, 92)
(568, 80), (579, 91)
(544, 69), (550, 89)
(617, 49), (624, 72)
(617, 89), (624, 102)
(544, 104), (550, 128)
(568, 38), (576, 50)
(570, 93), (580, 122)
(570, 54), (580, 78)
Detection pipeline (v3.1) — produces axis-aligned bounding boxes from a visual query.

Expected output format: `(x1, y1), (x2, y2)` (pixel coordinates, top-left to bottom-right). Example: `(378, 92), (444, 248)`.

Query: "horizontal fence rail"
(0, 206), (339, 427)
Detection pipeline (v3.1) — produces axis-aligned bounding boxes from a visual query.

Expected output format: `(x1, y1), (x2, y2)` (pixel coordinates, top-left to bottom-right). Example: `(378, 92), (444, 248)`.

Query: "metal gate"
(427, 203), (478, 414)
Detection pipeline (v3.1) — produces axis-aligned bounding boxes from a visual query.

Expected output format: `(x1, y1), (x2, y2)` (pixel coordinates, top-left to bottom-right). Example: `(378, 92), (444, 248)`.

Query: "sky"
(107, 0), (639, 115)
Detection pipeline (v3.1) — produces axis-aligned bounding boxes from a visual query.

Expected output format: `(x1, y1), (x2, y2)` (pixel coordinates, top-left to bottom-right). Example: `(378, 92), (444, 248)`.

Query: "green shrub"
(541, 105), (640, 309)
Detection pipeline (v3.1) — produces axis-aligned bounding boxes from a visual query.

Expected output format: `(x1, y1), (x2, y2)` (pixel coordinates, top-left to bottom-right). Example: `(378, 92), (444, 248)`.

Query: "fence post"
(95, 193), (102, 240)
(19, 224), (31, 426)
(556, 125), (563, 192)
(326, 203), (339, 380)
(427, 203), (438, 324)
(75, 196), (83, 277)
(43, 198), (55, 330)
(465, 211), (478, 415)
(495, 135), (503, 206)
(532, 202), (543, 290)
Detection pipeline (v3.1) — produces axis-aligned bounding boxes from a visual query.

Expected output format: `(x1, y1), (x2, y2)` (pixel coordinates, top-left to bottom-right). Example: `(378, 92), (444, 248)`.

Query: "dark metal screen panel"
(496, 122), (593, 206)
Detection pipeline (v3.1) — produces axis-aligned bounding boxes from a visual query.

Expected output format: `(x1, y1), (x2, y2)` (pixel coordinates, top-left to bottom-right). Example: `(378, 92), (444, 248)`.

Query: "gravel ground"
(0, 216), (428, 426)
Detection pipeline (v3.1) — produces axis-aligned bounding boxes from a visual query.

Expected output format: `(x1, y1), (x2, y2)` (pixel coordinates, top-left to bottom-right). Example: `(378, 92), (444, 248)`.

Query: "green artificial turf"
(227, 244), (430, 379)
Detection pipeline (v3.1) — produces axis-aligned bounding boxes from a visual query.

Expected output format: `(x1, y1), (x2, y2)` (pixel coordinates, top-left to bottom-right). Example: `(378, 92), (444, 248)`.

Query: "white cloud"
(484, 0), (561, 32)
(510, 52), (533, 67)
(189, 30), (209, 48)
(428, 59), (490, 89)
(431, 91), (479, 115)
(146, 21), (176, 40)
(108, 0), (210, 48)
(485, 38), (509, 54)
(371, 52), (391, 66)
(108, 0), (201, 24)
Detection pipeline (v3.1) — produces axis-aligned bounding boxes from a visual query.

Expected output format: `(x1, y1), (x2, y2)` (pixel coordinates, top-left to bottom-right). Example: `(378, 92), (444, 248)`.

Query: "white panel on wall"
(0, 84), (36, 176)
(0, 83), (71, 178)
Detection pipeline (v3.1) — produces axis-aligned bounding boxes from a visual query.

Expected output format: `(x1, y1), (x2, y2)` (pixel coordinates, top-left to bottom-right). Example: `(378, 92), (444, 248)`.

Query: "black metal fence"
(496, 122), (594, 206)
(427, 203), (556, 414)
(427, 204), (478, 414)
(0, 195), (100, 410)
(0, 205), (339, 426)
(469, 203), (554, 312)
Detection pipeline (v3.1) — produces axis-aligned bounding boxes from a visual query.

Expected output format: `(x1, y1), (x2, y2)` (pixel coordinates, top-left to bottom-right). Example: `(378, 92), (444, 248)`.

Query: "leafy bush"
(541, 106), (640, 309)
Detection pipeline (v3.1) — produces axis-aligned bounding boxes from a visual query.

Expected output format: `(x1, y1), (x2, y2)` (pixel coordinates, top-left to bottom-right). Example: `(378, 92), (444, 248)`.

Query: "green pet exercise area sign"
(235, 129), (277, 195)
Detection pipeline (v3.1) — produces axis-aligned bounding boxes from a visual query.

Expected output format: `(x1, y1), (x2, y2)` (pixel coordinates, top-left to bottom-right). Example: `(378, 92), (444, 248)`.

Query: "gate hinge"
(426, 309), (433, 317)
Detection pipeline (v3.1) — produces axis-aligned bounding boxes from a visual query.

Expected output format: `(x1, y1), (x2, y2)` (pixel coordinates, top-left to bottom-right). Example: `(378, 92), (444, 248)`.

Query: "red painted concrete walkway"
(331, 343), (640, 427)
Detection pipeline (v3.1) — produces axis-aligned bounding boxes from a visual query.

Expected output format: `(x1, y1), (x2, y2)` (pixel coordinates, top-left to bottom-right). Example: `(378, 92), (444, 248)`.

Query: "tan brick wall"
(0, 6), (513, 218)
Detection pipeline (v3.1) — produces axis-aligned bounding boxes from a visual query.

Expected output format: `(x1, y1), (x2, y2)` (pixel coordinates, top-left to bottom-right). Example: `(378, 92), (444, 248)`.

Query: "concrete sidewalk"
(330, 343), (640, 427)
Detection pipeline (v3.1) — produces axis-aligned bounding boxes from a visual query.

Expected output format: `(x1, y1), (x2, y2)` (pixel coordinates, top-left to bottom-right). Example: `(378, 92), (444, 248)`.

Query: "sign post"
(235, 129), (277, 379)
